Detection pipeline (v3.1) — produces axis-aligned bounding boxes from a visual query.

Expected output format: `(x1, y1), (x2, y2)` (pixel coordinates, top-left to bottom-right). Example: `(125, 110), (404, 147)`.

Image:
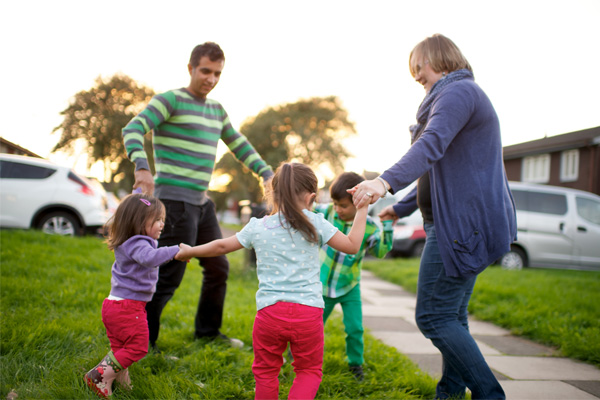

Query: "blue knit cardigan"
(383, 78), (517, 278)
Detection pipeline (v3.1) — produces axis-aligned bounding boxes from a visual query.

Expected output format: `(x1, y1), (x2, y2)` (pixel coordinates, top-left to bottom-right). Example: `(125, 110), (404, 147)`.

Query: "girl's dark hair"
(105, 193), (165, 250)
(330, 172), (365, 201)
(265, 162), (319, 243)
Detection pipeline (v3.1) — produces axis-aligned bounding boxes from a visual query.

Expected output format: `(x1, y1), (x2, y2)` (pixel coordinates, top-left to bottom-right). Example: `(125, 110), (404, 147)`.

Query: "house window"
(560, 149), (579, 182)
(522, 154), (550, 183)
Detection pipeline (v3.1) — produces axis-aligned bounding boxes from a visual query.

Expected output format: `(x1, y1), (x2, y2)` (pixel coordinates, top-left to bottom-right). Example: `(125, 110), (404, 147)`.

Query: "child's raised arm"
(325, 205), (368, 255)
(175, 235), (244, 261)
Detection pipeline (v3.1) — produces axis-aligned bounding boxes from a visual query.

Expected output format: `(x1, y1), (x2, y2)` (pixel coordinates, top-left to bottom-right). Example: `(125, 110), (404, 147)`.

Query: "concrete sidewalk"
(359, 270), (600, 400)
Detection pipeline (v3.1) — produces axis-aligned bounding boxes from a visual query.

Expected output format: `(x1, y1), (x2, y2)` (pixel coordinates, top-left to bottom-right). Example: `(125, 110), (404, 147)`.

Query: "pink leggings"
(252, 302), (324, 400)
(101, 299), (149, 368)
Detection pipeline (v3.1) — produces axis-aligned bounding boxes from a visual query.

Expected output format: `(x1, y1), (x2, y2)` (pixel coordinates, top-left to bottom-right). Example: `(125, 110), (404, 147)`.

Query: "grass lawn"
(1, 230), (435, 399)
(363, 257), (600, 367)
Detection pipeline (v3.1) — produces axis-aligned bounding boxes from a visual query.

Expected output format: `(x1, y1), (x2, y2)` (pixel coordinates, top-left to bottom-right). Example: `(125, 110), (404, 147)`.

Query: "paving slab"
(360, 279), (405, 291)
(501, 380), (599, 399)
(486, 356), (600, 380)
(361, 296), (375, 305)
(360, 285), (385, 293)
(363, 316), (419, 332)
(406, 353), (442, 378)
(404, 354), (510, 382)
(361, 295), (417, 309)
(564, 381), (600, 398)
(473, 334), (557, 356)
(472, 340), (503, 356)
(369, 328), (502, 356)
(360, 270), (381, 279)
(370, 331), (500, 356)
(361, 304), (416, 319)
(371, 331), (440, 354)
(360, 288), (389, 300)
(468, 319), (512, 336)
(372, 288), (415, 297)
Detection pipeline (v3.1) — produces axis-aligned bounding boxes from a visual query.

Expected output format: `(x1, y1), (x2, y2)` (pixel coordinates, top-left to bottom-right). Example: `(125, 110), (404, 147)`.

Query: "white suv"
(0, 154), (110, 236)
(499, 181), (600, 270)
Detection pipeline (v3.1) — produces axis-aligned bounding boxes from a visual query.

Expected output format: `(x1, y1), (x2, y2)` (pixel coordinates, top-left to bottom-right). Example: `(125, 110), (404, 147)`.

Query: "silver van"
(499, 182), (600, 270)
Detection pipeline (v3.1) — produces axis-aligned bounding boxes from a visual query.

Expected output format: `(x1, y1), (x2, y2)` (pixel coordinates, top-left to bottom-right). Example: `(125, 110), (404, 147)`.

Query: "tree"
(52, 74), (155, 193)
(212, 96), (356, 206)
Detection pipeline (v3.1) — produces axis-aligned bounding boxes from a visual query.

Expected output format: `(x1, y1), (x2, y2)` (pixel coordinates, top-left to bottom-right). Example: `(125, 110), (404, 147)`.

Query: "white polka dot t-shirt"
(236, 209), (338, 311)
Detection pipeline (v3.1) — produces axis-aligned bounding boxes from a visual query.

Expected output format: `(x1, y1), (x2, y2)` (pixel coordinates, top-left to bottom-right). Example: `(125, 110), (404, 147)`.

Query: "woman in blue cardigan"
(352, 34), (516, 399)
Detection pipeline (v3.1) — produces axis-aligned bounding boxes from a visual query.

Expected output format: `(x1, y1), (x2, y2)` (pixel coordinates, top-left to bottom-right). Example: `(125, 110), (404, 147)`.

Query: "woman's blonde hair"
(105, 193), (165, 250)
(265, 162), (319, 243)
(409, 34), (472, 77)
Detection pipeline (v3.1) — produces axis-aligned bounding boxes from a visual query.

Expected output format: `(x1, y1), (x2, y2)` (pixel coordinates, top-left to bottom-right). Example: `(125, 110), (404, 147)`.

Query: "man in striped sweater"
(122, 42), (273, 350)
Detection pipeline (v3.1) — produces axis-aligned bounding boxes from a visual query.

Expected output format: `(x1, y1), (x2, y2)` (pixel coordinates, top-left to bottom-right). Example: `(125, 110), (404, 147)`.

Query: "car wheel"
(37, 212), (81, 236)
(499, 247), (526, 270)
(411, 241), (425, 258)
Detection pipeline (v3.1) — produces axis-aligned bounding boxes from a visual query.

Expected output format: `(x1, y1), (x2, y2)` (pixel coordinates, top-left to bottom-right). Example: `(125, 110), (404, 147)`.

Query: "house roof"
(0, 137), (42, 158)
(503, 126), (600, 160)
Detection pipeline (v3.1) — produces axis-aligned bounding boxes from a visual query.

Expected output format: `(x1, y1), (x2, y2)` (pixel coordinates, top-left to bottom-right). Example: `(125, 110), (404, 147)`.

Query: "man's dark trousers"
(146, 198), (229, 346)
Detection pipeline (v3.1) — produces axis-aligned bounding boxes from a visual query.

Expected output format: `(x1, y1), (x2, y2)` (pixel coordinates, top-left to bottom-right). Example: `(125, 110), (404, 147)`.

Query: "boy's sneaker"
(349, 365), (364, 381)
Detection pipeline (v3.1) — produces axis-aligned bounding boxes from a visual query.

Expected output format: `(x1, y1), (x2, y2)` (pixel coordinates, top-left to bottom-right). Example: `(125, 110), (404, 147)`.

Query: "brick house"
(503, 126), (600, 196)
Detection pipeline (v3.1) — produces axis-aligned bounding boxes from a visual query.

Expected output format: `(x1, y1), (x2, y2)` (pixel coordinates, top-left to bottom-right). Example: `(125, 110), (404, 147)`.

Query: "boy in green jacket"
(314, 172), (393, 381)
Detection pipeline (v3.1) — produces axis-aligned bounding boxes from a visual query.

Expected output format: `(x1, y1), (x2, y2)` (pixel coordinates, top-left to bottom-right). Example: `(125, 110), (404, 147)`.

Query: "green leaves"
(51, 74), (155, 191)
(212, 96), (356, 205)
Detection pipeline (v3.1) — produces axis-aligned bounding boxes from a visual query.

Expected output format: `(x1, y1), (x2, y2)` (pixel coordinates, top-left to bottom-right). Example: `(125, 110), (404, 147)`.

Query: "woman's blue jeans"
(415, 223), (505, 400)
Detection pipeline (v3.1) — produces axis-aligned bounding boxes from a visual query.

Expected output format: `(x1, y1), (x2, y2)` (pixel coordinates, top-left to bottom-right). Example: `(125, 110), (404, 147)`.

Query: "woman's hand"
(349, 179), (384, 208)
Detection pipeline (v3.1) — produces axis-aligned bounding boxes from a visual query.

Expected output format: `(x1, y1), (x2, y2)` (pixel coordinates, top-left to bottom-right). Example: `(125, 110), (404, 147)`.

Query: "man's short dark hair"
(190, 42), (225, 67)
(330, 172), (365, 201)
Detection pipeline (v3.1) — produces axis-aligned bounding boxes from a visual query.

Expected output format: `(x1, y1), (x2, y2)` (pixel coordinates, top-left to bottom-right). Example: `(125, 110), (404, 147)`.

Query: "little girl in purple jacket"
(85, 193), (185, 398)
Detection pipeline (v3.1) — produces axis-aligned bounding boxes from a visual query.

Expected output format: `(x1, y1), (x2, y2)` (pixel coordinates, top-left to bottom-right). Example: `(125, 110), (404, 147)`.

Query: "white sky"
(1, 0), (599, 179)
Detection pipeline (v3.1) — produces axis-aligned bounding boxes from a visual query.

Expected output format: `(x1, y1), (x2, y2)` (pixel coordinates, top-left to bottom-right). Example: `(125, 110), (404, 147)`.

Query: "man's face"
(187, 56), (224, 98)
(333, 197), (357, 222)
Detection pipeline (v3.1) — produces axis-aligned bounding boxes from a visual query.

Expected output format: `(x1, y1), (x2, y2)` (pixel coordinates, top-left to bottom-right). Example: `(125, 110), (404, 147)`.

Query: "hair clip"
(140, 199), (151, 206)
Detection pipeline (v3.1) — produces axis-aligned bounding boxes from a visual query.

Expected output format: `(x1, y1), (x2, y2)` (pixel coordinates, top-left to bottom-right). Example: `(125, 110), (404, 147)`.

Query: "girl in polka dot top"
(177, 162), (368, 400)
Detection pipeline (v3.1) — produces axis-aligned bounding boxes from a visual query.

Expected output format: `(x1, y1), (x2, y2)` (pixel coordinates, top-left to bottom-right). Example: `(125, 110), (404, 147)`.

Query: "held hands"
(349, 179), (385, 209)
(175, 243), (193, 262)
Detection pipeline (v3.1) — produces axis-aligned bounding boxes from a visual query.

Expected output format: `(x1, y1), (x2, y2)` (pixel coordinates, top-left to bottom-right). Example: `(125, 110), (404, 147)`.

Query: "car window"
(511, 189), (528, 211)
(528, 191), (567, 215)
(0, 160), (56, 179)
(576, 197), (600, 225)
(511, 188), (567, 215)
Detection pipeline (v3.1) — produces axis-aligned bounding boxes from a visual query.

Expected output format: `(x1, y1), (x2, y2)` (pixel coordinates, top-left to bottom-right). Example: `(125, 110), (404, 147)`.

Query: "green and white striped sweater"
(123, 88), (273, 205)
